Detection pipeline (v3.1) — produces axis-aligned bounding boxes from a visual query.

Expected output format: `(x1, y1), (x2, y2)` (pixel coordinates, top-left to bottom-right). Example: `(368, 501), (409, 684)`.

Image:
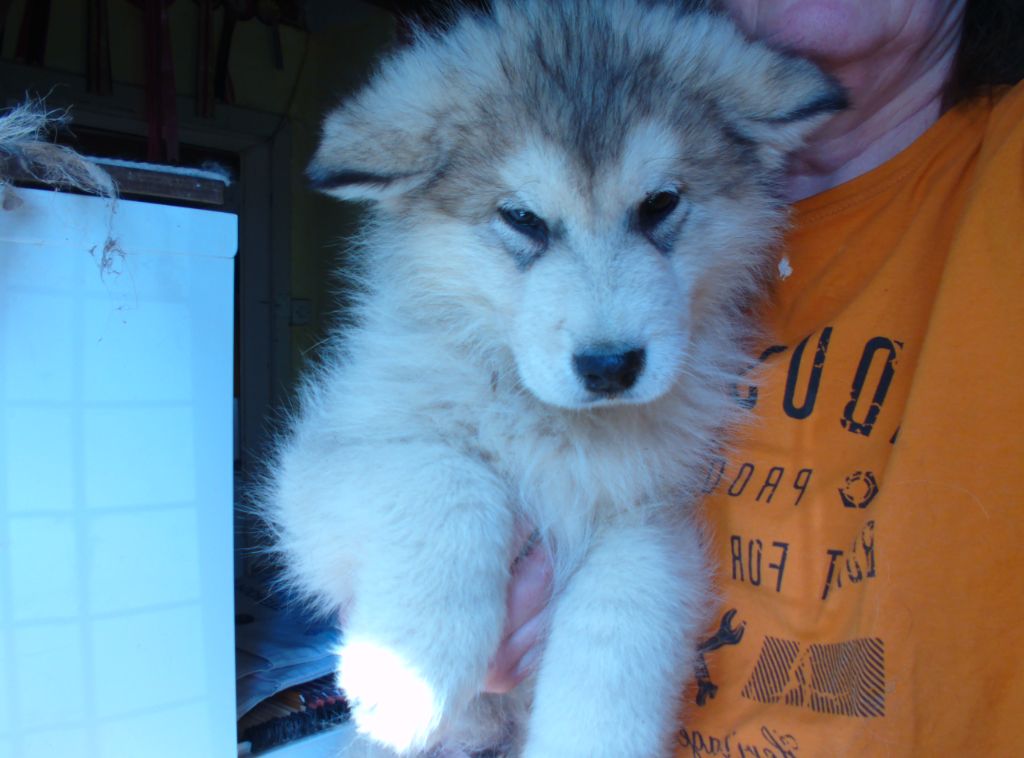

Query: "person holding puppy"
(490, 0), (1024, 754)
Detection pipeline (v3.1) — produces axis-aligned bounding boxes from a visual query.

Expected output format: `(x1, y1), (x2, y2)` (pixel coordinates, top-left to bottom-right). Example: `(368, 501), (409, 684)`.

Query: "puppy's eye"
(499, 206), (549, 244)
(637, 190), (680, 230)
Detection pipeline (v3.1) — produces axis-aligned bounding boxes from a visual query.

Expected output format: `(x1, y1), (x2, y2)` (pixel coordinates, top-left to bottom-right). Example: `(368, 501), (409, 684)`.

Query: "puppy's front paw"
(339, 637), (448, 755)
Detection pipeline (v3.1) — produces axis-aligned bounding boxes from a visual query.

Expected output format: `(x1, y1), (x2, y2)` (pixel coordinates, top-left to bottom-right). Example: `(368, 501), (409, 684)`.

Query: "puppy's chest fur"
(408, 353), (706, 533)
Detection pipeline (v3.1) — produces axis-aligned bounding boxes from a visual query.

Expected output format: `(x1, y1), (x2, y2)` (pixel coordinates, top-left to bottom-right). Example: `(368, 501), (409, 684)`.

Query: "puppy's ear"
(679, 14), (847, 161)
(307, 62), (450, 202)
(724, 49), (848, 161)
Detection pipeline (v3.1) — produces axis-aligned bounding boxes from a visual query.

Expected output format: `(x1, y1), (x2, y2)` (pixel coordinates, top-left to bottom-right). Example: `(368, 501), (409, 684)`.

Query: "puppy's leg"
(339, 446), (513, 756)
(522, 513), (707, 758)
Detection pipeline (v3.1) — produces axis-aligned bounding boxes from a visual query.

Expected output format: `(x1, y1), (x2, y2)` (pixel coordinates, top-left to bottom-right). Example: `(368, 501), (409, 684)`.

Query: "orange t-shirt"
(679, 83), (1024, 757)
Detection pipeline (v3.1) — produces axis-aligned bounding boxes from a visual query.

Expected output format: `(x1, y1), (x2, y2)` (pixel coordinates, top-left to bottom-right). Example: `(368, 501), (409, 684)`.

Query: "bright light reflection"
(338, 637), (444, 754)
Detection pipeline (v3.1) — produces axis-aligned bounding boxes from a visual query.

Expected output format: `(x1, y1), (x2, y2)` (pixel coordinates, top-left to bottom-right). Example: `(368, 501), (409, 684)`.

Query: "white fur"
(264, 2), (843, 755)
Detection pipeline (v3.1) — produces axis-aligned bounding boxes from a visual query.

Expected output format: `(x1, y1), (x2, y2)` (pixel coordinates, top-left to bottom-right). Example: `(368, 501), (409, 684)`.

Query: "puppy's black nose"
(573, 347), (646, 395)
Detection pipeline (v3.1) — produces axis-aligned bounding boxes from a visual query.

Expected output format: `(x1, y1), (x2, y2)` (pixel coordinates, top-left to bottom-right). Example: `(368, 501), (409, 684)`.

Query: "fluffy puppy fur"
(264, 1), (844, 755)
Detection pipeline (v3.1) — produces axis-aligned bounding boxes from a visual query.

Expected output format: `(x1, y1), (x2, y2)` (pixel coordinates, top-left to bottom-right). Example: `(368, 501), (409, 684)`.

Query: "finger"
(503, 540), (553, 636)
(484, 609), (548, 693)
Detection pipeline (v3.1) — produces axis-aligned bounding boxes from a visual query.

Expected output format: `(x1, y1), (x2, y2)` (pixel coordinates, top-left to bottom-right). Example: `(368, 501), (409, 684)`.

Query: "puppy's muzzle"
(573, 346), (646, 396)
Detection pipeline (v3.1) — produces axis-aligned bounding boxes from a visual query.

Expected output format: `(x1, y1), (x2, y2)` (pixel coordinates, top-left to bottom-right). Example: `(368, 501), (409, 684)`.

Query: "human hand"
(483, 536), (554, 693)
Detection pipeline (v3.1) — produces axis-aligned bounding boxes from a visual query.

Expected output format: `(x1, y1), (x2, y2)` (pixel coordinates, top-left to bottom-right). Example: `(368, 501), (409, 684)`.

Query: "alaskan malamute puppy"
(266, 1), (843, 755)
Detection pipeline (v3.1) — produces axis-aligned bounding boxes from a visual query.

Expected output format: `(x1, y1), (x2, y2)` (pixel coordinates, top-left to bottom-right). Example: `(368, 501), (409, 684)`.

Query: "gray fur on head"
(308, 0), (846, 203)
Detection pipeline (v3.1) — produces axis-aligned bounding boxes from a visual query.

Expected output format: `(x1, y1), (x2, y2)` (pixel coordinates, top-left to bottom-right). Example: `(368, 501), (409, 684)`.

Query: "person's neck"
(786, 20), (962, 202)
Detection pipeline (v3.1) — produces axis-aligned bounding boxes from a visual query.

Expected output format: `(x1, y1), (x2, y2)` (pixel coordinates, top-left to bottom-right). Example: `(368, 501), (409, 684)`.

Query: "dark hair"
(945, 0), (1024, 106)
